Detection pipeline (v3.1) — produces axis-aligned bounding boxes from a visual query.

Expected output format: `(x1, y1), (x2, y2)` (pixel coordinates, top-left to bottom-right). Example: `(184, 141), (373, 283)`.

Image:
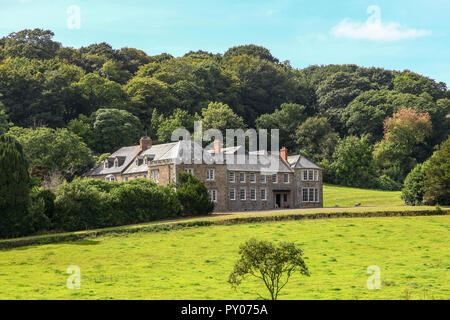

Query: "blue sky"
(1, 0), (449, 85)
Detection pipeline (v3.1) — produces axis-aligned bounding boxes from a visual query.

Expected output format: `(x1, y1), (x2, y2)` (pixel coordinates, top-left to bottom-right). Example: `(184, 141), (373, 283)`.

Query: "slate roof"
(287, 154), (321, 169)
(84, 145), (140, 177)
(123, 142), (179, 174)
(225, 154), (293, 173)
(85, 140), (307, 177)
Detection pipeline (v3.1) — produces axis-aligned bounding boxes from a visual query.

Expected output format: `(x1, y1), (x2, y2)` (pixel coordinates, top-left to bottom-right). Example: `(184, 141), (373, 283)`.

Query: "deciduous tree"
(229, 239), (309, 300)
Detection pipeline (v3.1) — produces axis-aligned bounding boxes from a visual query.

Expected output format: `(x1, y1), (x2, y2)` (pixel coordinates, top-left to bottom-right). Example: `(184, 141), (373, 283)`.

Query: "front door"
(275, 194), (281, 208)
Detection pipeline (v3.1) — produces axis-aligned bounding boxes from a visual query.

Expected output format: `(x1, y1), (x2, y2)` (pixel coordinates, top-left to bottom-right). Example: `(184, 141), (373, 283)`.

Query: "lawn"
(1, 215), (448, 300)
(323, 184), (404, 207)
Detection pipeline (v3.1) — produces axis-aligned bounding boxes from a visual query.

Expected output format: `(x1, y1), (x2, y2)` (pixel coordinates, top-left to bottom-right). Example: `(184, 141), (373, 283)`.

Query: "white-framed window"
(302, 188), (308, 202)
(250, 172), (256, 183)
(261, 188), (267, 201)
(104, 160), (109, 169)
(151, 169), (159, 183)
(284, 173), (290, 184)
(229, 188), (236, 201)
(114, 158), (119, 167)
(125, 177), (129, 181)
(302, 170), (308, 181)
(240, 172), (246, 183)
(240, 188), (246, 201)
(302, 188), (319, 203)
(208, 189), (218, 203)
(261, 174), (267, 183)
(106, 174), (115, 182)
(206, 169), (215, 181)
(308, 170), (314, 181)
(309, 188), (314, 202)
(144, 157), (148, 165)
(229, 171), (235, 183)
(184, 168), (194, 174)
(303, 169), (319, 181)
(250, 188), (257, 201)
(272, 174), (278, 184)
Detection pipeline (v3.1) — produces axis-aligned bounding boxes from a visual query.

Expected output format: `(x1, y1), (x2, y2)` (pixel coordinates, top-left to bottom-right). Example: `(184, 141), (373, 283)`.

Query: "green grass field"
(1, 215), (448, 300)
(323, 184), (403, 207)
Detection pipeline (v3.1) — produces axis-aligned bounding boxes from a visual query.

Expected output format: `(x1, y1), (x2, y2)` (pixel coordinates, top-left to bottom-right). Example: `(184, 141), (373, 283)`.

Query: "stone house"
(84, 137), (323, 212)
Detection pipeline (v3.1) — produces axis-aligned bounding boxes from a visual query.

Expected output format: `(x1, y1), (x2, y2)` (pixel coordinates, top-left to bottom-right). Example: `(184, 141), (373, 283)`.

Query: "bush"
(24, 188), (55, 233)
(423, 137), (450, 205)
(401, 162), (429, 205)
(53, 178), (112, 231)
(377, 175), (403, 191)
(32, 188), (56, 219)
(27, 195), (51, 233)
(53, 178), (182, 232)
(176, 172), (215, 216)
(109, 180), (181, 225)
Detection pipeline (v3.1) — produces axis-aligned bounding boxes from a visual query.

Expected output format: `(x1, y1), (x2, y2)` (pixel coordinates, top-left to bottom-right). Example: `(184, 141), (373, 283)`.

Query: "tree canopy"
(0, 28), (448, 190)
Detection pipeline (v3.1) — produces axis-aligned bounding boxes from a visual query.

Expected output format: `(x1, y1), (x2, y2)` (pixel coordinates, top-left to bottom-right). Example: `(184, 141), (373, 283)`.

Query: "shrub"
(176, 172), (215, 216)
(109, 180), (181, 225)
(32, 188), (56, 219)
(401, 162), (429, 205)
(27, 195), (51, 233)
(53, 178), (111, 231)
(377, 175), (403, 191)
(53, 178), (182, 232)
(24, 188), (55, 233)
(423, 137), (450, 205)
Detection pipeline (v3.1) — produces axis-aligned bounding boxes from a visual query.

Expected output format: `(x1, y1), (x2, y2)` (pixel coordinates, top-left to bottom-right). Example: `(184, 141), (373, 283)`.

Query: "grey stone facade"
(85, 137), (323, 212)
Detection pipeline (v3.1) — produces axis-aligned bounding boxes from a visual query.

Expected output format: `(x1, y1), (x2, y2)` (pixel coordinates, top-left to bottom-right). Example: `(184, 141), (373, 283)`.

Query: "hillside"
(1, 29), (449, 194)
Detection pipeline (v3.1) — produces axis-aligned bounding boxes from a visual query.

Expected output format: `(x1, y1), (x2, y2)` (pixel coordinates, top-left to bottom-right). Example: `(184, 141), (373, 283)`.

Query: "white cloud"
(331, 5), (431, 41)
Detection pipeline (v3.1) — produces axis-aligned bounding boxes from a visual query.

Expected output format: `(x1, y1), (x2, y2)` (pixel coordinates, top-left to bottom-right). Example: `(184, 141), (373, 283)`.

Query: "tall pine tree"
(0, 135), (31, 237)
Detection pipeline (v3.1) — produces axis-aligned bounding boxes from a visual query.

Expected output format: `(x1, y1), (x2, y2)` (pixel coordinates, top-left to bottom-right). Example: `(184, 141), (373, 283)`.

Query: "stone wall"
(176, 163), (228, 212)
(293, 168), (323, 208)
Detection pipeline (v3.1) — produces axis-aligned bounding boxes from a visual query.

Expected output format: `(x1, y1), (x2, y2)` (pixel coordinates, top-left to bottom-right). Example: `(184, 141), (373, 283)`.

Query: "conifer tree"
(0, 135), (31, 237)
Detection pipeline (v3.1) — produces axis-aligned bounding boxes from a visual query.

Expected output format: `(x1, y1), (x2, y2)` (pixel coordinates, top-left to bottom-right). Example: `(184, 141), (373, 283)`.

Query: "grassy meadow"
(323, 184), (403, 207)
(1, 215), (448, 300)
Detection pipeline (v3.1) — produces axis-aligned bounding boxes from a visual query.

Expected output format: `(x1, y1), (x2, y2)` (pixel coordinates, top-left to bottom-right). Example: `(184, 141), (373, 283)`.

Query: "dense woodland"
(0, 29), (449, 237)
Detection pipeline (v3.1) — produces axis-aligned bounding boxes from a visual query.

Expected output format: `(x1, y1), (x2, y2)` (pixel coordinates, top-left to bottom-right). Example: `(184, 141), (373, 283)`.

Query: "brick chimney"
(214, 139), (221, 154)
(140, 136), (152, 152)
(280, 147), (288, 161)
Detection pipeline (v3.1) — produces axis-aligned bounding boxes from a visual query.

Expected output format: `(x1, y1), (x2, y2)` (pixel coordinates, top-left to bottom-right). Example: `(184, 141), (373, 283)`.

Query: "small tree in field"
(228, 239), (310, 300)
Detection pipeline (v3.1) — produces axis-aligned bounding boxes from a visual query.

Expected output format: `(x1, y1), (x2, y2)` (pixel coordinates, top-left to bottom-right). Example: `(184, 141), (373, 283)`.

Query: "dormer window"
(114, 158), (119, 167)
(104, 160), (109, 169)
